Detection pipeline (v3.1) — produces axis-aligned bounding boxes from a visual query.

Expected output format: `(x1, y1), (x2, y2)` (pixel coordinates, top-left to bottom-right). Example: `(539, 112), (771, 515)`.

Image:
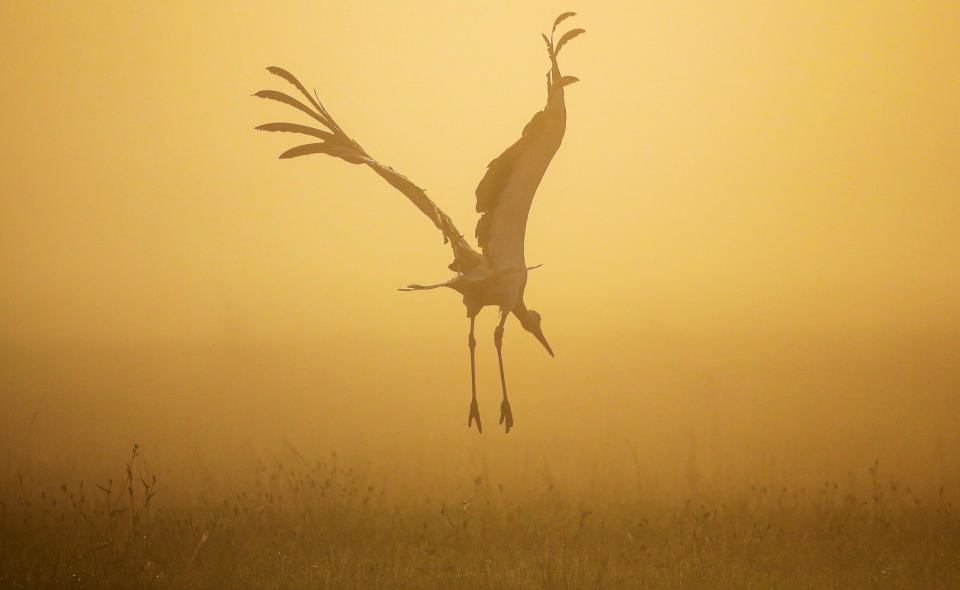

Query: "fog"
(2, 1), (958, 502)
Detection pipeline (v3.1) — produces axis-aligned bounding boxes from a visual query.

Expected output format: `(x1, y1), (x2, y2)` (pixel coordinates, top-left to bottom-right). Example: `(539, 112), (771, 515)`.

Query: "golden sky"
(1, 2), (958, 486)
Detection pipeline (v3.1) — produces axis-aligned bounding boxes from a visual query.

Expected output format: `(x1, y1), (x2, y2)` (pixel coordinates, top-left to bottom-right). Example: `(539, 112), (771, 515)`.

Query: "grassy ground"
(2, 447), (958, 589)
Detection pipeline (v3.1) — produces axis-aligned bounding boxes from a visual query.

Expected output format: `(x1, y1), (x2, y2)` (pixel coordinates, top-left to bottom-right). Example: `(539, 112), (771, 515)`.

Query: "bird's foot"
(499, 399), (514, 433)
(468, 399), (482, 433)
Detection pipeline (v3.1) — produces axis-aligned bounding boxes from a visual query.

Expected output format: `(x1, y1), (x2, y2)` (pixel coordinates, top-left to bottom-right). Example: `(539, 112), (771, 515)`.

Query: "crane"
(255, 13), (584, 433)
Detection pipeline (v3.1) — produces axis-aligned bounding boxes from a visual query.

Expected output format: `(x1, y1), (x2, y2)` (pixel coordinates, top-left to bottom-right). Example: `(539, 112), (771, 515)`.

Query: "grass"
(2, 447), (958, 589)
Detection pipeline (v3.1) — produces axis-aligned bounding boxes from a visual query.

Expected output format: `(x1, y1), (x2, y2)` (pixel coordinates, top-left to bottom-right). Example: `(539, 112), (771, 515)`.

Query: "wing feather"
(265, 66), (336, 129)
(555, 28), (586, 54)
(552, 12), (577, 33)
(253, 90), (327, 126)
(256, 122), (335, 140)
(278, 142), (370, 164)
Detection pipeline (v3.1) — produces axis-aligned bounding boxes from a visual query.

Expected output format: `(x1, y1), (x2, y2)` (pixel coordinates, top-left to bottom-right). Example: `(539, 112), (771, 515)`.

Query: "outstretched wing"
(474, 15), (584, 272)
(255, 66), (484, 273)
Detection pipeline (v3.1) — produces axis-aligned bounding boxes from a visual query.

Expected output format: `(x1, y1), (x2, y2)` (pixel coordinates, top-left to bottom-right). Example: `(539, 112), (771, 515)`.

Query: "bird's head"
(518, 308), (554, 358)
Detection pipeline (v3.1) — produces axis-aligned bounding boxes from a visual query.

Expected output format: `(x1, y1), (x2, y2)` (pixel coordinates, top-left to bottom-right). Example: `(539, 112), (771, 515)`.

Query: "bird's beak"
(535, 329), (554, 358)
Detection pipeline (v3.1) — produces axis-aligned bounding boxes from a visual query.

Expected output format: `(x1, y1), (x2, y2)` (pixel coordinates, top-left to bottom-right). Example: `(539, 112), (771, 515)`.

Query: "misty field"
(2, 446), (958, 589)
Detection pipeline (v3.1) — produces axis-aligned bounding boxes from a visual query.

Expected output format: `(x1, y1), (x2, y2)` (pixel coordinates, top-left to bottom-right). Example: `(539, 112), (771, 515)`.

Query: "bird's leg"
(467, 316), (482, 433)
(494, 312), (514, 433)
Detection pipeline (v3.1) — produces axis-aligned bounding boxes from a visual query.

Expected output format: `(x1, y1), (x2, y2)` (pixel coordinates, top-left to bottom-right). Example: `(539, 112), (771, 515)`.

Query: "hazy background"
(1, 1), (958, 499)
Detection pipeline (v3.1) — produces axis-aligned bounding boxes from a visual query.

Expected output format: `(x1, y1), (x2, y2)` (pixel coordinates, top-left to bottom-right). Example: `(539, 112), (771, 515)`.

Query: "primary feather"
(555, 28), (585, 54)
(253, 90), (327, 126)
(255, 122), (334, 140)
(552, 12), (577, 33)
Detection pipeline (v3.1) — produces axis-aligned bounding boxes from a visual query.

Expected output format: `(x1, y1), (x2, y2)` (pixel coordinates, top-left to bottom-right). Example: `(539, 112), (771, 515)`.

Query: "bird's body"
(463, 270), (528, 318)
(256, 14), (584, 433)
(432, 264), (527, 319)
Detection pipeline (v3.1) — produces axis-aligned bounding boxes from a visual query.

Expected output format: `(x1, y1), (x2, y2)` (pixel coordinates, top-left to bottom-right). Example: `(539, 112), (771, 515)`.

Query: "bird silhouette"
(255, 13), (584, 433)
